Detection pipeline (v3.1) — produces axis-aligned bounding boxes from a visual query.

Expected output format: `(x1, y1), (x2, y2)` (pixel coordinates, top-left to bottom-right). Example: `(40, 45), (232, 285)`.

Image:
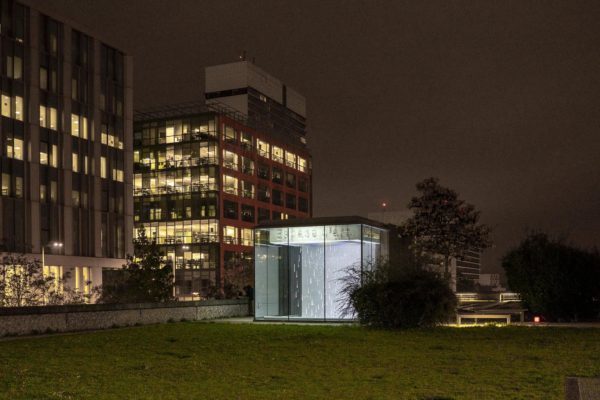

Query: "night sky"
(35, 0), (600, 274)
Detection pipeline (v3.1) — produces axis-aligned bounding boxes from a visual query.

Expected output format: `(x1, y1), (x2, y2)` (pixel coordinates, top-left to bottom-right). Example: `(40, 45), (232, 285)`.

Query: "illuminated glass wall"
(254, 223), (388, 321)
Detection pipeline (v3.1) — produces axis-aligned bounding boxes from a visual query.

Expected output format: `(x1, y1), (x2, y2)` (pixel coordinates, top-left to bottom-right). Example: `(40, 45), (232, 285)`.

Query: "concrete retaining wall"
(0, 299), (249, 337)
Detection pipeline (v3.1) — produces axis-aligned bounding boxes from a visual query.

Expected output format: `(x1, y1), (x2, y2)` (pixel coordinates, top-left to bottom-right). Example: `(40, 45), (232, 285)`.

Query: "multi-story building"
(453, 249), (482, 290)
(134, 62), (311, 298)
(0, 0), (133, 295)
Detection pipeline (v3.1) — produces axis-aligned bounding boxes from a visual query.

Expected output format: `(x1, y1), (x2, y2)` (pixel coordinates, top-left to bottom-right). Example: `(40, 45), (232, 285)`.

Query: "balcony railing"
(223, 161), (238, 170)
(175, 260), (217, 270)
(223, 236), (240, 245)
(134, 183), (218, 197)
(135, 157), (219, 171)
(159, 234), (219, 245)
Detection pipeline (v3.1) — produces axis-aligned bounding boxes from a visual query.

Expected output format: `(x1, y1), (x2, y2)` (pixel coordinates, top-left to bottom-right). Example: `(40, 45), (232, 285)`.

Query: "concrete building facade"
(0, 0), (133, 295)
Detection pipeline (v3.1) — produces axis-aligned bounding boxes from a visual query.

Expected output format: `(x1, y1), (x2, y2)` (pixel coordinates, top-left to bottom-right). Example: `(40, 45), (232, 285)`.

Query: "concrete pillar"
(28, 9), (41, 254)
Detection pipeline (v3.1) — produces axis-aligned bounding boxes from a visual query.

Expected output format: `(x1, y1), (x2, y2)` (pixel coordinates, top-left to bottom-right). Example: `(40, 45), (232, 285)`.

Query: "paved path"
(566, 377), (600, 400)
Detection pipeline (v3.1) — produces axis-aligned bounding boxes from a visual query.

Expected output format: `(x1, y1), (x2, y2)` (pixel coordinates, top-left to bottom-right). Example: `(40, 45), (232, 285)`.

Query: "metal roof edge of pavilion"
(255, 215), (389, 230)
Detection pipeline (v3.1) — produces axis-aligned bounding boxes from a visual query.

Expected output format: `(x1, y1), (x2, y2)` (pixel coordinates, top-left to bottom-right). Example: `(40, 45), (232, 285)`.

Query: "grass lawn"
(1, 323), (599, 399)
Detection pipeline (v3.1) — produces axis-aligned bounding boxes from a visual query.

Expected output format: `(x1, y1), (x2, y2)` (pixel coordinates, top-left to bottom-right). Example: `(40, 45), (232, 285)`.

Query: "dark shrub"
(343, 258), (457, 329)
(503, 232), (600, 322)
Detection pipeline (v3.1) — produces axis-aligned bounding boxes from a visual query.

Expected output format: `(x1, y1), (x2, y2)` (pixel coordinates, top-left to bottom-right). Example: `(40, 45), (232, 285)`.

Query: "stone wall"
(0, 299), (249, 337)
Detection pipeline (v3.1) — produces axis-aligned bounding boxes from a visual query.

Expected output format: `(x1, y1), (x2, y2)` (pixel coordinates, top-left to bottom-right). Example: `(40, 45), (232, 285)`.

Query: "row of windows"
(135, 219), (219, 246)
(134, 167), (218, 197)
(135, 118), (218, 146)
(223, 124), (308, 172)
(134, 142), (218, 171)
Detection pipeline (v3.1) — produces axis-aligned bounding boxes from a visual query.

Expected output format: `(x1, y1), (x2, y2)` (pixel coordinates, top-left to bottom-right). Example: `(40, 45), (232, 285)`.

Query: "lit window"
(224, 126), (236, 143)
(39, 105), (47, 127)
(49, 107), (57, 130)
(223, 150), (238, 170)
(223, 226), (238, 245)
(82, 117), (88, 139)
(40, 143), (49, 165)
(223, 175), (238, 195)
(272, 146), (284, 163)
(1, 174), (9, 196)
(298, 157), (307, 172)
(257, 139), (270, 158)
(14, 96), (23, 121)
(71, 114), (80, 137)
(100, 156), (107, 179)
(51, 145), (58, 168)
(1, 94), (11, 117)
(286, 152), (297, 168)
(241, 228), (253, 246)
(13, 138), (23, 160)
(72, 153), (79, 172)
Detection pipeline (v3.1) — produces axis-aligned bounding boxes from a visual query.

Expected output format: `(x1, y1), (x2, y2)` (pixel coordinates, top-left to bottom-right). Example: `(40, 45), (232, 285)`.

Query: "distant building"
(367, 210), (481, 291)
(133, 62), (312, 297)
(205, 60), (307, 146)
(454, 249), (482, 291)
(478, 273), (505, 292)
(1, 0), (133, 296)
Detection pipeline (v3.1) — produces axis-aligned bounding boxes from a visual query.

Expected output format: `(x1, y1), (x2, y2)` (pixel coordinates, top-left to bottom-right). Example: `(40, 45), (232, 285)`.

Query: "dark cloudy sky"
(34, 0), (600, 273)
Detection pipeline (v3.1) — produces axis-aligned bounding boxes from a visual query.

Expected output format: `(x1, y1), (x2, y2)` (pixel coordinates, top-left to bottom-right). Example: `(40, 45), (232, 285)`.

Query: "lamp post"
(42, 241), (63, 270)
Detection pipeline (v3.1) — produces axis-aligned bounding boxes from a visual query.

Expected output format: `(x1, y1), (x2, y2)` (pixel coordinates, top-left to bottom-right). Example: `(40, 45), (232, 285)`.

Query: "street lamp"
(42, 241), (63, 270)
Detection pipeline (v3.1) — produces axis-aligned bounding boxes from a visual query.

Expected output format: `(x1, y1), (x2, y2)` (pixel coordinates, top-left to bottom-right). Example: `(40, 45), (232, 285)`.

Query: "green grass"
(1, 323), (600, 399)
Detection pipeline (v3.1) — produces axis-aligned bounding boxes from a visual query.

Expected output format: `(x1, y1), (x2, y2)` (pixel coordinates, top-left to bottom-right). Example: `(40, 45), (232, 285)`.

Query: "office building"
(254, 216), (389, 321)
(0, 0), (133, 296)
(133, 62), (312, 298)
(453, 249), (482, 290)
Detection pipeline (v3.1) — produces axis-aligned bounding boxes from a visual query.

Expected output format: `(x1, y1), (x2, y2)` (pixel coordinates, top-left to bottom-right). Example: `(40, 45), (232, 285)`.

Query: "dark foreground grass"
(1, 323), (600, 399)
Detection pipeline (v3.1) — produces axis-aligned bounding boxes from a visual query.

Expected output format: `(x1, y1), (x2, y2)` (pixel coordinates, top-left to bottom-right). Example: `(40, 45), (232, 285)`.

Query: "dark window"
(272, 189), (283, 206)
(299, 197), (309, 213)
(272, 167), (283, 184)
(286, 193), (296, 210)
(223, 200), (238, 220)
(258, 185), (270, 203)
(258, 208), (270, 222)
(272, 211), (282, 220)
(286, 172), (296, 189)
(257, 164), (269, 180)
(298, 178), (308, 193)
(241, 204), (255, 223)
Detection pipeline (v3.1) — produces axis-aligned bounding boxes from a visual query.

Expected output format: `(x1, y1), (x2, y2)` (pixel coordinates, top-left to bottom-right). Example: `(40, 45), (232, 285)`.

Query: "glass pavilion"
(254, 217), (389, 321)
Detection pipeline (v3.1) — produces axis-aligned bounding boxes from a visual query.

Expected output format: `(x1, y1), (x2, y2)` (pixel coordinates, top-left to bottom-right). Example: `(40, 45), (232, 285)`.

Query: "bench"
(456, 313), (512, 325)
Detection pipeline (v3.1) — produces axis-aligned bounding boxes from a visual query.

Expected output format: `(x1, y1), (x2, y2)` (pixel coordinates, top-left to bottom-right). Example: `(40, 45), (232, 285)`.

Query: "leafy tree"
(502, 232), (600, 322)
(340, 254), (457, 328)
(403, 177), (492, 282)
(99, 231), (173, 303)
(0, 254), (90, 307)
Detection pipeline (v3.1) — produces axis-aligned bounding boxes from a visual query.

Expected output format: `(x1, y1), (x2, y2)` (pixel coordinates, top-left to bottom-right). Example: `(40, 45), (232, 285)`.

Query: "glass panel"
(289, 226), (325, 320)
(325, 224), (362, 320)
(254, 227), (289, 320)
